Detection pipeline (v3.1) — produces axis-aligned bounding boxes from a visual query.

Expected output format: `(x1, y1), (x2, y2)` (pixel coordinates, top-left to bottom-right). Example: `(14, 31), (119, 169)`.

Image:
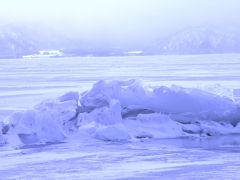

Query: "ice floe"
(1, 80), (240, 146)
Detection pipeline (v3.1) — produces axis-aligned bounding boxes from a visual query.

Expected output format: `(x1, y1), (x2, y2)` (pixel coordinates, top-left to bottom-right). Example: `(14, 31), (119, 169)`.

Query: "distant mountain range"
(0, 26), (37, 58)
(0, 24), (76, 58)
(1, 24), (240, 58)
(151, 27), (240, 54)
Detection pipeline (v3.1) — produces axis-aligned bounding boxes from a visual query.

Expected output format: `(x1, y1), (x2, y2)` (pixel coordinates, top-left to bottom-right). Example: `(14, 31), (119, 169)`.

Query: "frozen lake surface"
(1, 54), (240, 179)
(1, 136), (240, 179)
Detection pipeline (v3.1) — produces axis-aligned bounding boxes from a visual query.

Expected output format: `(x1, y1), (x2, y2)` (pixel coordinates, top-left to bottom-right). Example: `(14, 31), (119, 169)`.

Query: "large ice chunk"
(77, 99), (130, 141)
(2, 80), (240, 146)
(81, 80), (240, 124)
(80, 79), (150, 111)
(5, 92), (79, 145)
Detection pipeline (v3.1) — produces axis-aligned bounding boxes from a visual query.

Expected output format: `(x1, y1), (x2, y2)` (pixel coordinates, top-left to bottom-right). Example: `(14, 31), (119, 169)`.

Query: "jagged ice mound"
(1, 80), (240, 146)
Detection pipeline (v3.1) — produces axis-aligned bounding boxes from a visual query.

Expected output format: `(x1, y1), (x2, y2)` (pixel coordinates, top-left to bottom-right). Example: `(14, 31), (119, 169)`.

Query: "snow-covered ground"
(1, 54), (240, 179)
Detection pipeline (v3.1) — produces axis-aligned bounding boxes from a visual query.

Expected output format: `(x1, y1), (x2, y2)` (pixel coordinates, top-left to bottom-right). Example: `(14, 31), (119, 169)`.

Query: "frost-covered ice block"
(4, 91), (79, 145)
(80, 79), (239, 123)
(78, 99), (122, 126)
(2, 80), (240, 146)
(78, 79), (240, 139)
(77, 99), (130, 141)
(80, 79), (149, 111)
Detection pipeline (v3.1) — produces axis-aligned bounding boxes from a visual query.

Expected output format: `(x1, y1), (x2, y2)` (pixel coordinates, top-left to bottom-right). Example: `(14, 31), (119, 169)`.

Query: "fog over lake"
(1, 0), (240, 48)
(1, 1), (240, 180)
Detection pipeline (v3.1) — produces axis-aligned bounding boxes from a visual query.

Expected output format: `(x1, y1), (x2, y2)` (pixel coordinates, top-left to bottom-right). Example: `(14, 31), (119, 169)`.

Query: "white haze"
(0, 0), (240, 45)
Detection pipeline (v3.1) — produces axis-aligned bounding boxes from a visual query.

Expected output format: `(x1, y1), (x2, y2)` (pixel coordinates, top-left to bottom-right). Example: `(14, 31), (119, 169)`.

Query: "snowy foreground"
(1, 79), (240, 146)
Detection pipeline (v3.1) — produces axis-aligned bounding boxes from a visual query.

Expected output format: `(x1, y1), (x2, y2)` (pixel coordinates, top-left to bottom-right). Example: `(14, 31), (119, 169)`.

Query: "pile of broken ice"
(1, 80), (240, 146)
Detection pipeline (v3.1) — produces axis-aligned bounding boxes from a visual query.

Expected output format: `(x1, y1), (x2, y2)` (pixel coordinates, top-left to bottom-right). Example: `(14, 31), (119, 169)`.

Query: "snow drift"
(1, 80), (240, 146)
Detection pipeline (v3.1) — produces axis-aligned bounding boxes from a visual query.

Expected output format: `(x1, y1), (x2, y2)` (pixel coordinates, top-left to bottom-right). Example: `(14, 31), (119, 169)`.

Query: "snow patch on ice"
(124, 113), (185, 139)
(95, 125), (130, 141)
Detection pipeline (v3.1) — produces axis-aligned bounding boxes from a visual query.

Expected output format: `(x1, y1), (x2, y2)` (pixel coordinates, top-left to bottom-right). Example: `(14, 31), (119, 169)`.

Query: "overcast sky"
(1, 0), (240, 45)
